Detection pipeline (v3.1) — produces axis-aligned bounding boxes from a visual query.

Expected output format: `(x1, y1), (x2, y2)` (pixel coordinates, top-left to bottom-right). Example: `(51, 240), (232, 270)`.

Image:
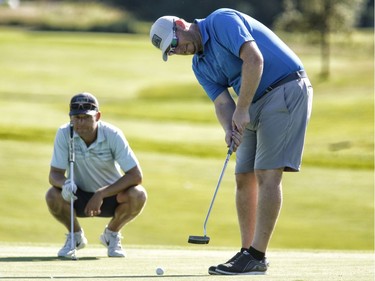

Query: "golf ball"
(156, 267), (164, 276)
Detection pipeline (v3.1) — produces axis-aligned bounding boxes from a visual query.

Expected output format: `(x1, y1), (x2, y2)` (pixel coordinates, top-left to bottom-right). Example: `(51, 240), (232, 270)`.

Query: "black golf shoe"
(208, 251), (242, 275)
(215, 251), (268, 275)
(209, 251), (270, 275)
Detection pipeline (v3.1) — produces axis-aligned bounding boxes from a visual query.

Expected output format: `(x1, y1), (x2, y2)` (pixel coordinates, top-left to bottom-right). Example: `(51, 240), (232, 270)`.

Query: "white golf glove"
(62, 179), (78, 202)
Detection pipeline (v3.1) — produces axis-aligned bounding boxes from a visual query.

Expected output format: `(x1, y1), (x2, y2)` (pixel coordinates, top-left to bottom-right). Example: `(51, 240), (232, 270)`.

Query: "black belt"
(264, 70), (307, 94)
(254, 70), (307, 103)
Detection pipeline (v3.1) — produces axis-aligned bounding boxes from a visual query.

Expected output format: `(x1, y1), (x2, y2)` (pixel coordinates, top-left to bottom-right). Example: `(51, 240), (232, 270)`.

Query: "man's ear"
(95, 112), (101, 121)
(175, 19), (185, 29)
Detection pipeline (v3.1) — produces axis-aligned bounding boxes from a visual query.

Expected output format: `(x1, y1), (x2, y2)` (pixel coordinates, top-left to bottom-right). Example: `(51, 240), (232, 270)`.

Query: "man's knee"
(117, 185), (147, 208)
(45, 186), (63, 210)
(129, 185), (147, 206)
(255, 169), (283, 187)
(236, 172), (257, 190)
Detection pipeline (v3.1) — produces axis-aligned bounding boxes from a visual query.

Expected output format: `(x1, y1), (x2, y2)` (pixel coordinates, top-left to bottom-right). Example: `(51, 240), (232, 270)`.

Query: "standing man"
(46, 92), (147, 258)
(150, 8), (313, 275)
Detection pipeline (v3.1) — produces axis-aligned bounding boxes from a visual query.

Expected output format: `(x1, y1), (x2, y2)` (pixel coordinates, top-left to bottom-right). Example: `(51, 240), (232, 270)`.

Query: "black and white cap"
(69, 92), (99, 116)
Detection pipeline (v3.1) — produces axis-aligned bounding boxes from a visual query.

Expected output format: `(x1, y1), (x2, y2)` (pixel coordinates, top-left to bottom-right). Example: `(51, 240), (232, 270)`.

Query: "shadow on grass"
(0, 256), (99, 262)
(0, 274), (207, 279)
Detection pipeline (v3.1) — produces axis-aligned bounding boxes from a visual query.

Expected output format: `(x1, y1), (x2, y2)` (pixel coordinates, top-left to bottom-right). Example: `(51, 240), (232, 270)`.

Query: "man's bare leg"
(45, 187), (81, 232)
(107, 185), (147, 232)
(252, 169), (283, 252)
(236, 172), (258, 249)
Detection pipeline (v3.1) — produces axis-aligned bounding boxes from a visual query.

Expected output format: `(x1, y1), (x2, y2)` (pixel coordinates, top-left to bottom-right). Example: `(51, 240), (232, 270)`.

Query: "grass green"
(0, 244), (373, 281)
(0, 27), (373, 253)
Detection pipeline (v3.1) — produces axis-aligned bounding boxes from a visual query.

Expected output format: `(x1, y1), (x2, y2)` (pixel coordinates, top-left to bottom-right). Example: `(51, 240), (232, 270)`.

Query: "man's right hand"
(62, 179), (77, 202)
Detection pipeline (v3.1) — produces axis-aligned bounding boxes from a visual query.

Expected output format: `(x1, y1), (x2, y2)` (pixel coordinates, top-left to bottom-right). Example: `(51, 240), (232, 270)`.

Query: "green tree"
(275, 0), (366, 78)
(107, 0), (282, 27)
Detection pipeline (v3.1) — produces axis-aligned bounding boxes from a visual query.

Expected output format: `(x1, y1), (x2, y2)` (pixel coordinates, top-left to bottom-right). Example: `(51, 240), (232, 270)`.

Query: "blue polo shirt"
(192, 8), (304, 102)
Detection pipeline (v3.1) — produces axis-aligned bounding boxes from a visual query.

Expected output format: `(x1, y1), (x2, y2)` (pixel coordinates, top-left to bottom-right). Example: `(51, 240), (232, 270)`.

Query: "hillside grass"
(0, 27), (373, 250)
(0, 2), (142, 33)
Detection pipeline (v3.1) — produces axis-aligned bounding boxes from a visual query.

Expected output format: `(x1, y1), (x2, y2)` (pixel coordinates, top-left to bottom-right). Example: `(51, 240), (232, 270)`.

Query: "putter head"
(188, 235), (210, 244)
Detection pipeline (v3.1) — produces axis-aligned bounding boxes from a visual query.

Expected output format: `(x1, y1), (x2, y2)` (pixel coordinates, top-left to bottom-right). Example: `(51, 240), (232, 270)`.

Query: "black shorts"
(74, 188), (118, 218)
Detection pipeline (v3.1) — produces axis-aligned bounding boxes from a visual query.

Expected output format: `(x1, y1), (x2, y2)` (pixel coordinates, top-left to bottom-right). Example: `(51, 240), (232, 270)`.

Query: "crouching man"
(46, 92), (147, 258)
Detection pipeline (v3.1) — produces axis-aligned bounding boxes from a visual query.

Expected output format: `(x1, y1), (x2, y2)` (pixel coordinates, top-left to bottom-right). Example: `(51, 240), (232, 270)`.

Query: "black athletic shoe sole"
(215, 269), (267, 275)
(208, 266), (220, 275)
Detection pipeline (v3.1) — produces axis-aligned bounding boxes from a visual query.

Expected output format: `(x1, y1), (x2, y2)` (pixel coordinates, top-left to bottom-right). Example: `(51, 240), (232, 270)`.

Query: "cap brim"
(69, 109), (98, 116)
(163, 51), (168, 61)
(161, 32), (173, 62)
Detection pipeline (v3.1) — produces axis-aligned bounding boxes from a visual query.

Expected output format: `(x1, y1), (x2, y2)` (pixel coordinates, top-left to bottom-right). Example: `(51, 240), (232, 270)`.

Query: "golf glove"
(62, 179), (77, 202)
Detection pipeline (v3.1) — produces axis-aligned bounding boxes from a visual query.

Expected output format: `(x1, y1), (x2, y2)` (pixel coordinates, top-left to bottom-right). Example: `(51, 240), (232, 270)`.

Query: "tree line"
(22, 0), (372, 77)
(107, 0), (373, 28)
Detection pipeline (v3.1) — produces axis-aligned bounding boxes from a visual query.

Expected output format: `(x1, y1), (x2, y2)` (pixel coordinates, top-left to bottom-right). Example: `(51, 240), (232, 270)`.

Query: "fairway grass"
(0, 28), (373, 254)
(0, 141), (373, 249)
(0, 244), (373, 281)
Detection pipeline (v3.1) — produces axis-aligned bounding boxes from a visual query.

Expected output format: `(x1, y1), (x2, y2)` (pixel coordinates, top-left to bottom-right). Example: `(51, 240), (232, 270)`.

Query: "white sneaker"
(99, 227), (126, 257)
(58, 229), (88, 257)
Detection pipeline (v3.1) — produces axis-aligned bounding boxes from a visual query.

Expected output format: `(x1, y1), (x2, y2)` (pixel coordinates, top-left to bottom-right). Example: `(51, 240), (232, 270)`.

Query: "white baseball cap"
(150, 16), (179, 62)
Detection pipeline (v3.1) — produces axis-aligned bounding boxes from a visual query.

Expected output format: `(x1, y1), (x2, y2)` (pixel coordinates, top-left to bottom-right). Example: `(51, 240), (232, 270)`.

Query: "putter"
(188, 142), (234, 244)
(69, 122), (78, 260)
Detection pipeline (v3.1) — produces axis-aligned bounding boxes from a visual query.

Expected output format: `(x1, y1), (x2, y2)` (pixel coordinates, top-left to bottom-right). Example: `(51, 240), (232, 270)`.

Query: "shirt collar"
(194, 19), (208, 59)
(95, 121), (105, 144)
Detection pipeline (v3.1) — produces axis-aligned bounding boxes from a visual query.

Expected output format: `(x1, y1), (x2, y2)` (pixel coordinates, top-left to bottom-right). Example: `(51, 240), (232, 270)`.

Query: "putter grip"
(69, 122), (74, 138)
(69, 123), (75, 163)
(227, 141), (235, 155)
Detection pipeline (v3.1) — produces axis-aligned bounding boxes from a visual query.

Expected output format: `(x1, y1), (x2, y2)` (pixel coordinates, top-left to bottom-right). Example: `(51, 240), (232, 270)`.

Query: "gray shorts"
(235, 77), (313, 173)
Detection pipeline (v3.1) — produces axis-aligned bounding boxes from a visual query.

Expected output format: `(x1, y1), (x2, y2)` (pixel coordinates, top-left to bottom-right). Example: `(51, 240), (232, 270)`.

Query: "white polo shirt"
(51, 121), (139, 192)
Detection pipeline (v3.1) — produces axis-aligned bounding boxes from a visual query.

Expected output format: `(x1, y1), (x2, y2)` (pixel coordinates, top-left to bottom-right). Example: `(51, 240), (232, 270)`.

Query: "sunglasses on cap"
(168, 20), (179, 55)
(70, 102), (97, 111)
